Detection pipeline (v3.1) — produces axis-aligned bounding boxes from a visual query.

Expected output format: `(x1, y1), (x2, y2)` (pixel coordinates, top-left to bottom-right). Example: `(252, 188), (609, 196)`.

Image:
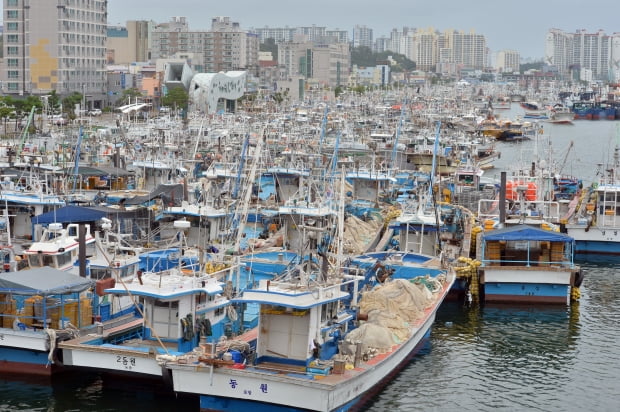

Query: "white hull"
(0, 328), (49, 352)
(169, 313), (436, 411)
(62, 340), (164, 376)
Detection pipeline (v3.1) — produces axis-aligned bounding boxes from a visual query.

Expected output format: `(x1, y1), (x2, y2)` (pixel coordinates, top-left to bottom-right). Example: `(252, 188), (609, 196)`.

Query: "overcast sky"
(107, 0), (618, 59)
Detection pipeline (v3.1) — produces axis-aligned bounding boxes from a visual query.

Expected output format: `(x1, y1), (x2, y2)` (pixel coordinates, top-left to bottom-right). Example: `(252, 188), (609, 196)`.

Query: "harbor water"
(2, 114), (620, 411)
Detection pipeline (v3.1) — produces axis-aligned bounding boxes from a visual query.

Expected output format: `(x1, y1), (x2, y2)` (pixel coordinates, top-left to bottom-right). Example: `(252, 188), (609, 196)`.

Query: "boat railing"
(481, 257), (573, 268)
(478, 199), (561, 222)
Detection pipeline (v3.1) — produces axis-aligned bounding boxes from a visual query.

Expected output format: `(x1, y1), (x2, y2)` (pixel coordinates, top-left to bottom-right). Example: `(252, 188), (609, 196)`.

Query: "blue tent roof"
(482, 225), (573, 243)
(32, 205), (106, 224)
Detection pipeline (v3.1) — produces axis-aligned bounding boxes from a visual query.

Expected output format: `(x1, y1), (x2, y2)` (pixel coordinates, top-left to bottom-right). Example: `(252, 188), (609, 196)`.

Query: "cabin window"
(28, 255), (42, 267)
(90, 268), (110, 280)
(195, 292), (208, 305)
(42, 255), (55, 266)
(605, 193), (616, 202)
(68, 226), (78, 237)
(321, 301), (339, 322)
(154, 299), (178, 309)
(56, 251), (72, 268)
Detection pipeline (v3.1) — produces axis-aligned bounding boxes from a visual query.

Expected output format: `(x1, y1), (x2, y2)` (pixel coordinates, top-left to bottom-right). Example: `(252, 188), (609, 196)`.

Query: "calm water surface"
(2, 114), (620, 411)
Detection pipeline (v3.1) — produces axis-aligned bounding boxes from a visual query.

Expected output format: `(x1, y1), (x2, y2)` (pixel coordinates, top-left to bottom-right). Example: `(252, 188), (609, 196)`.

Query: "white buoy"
(174, 220), (191, 229)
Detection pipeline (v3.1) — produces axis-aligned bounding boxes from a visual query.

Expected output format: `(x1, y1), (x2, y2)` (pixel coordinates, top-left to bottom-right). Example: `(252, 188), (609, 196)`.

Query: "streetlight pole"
(82, 83), (86, 123)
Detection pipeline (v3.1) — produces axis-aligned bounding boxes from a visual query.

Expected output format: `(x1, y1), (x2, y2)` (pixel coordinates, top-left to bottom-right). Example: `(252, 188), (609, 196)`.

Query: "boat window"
(321, 301), (339, 322)
(605, 193), (616, 202)
(42, 255), (55, 266)
(154, 299), (178, 309)
(28, 255), (42, 267)
(90, 268), (110, 280)
(57, 251), (72, 268)
(195, 292), (207, 305)
(68, 226), (78, 237)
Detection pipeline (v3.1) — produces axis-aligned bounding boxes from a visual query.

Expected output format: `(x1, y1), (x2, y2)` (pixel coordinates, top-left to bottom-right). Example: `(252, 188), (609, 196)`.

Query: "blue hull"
(484, 282), (569, 304)
(574, 240), (620, 256)
(0, 346), (58, 375)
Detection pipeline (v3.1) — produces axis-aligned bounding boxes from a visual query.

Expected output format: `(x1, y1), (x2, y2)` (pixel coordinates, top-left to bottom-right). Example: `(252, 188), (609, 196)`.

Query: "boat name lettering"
(243, 389), (252, 395)
(0, 334), (3, 340)
(260, 383), (268, 393)
(229, 379), (238, 389)
(116, 355), (136, 368)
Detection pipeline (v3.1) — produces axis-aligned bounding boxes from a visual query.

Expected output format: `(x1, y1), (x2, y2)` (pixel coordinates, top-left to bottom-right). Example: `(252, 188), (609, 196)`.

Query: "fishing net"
(343, 278), (442, 356)
(343, 214), (383, 254)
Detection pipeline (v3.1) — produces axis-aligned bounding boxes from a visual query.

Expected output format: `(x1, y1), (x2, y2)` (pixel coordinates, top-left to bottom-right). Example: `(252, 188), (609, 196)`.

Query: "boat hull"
(0, 330), (59, 376)
(480, 267), (574, 304)
(566, 225), (620, 255)
(170, 312), (437, 412)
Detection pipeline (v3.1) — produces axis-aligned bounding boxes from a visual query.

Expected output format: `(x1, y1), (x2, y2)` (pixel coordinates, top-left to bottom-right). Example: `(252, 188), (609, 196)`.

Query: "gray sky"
(108, 0), (618, 59)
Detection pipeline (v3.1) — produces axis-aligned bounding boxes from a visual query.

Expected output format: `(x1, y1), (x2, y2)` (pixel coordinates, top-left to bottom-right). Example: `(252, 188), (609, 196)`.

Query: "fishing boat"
(547, 105), (574, 124)
(24, 222), (95, 272)
(476, 224), (582, 304)
(565, 146), (620, 255)
(161, 250), (454, 411)
(520, 102), (549, 120)
(58, 258), (236, 379)
(0, 267), (96, 375)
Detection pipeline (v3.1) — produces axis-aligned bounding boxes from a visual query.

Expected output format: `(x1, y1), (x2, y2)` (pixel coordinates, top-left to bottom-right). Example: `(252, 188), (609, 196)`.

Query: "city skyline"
(106, 0), (619, 59)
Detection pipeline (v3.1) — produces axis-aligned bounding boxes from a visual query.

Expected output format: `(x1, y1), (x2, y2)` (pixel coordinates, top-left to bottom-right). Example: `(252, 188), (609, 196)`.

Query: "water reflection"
(366, 302), (582, 411)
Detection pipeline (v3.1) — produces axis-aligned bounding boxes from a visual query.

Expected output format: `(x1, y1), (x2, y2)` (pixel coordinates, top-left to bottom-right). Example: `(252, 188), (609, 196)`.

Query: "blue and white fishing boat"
(477, 224), (582, 304)
(0, 267), (95, 375)
(59, 254), (236, 378)
(566, 145), (620, 256)
(161, 250), (454, 411)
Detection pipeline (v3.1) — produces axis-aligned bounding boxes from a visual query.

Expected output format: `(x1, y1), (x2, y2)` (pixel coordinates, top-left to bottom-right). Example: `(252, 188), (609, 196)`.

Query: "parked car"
(88, 109), (102, 116)
(50, 115), (68, 126)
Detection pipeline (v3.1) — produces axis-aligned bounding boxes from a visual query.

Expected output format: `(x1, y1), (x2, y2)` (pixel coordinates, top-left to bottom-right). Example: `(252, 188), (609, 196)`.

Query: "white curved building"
(188, 71), (246, 114)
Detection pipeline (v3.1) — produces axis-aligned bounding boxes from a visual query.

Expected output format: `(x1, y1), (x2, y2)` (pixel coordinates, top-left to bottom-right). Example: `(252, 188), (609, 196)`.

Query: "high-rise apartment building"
(496, 49), (520, 73)
(440, 29), (487, 70)
(545, 28), (620, 81)
(251, 26), (296, 43)
(107, 20), (151, 64)
(150, 16), (258, 74)
(1, 0), (107, 102)
(353, 25), (373, 49)
(251, 25), (348, 45)
(278, 40), (349, 87)
(411, 28), (438, 71)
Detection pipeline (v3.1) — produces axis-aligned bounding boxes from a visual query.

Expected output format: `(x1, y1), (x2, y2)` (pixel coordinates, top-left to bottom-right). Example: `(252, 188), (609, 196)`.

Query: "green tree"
(162, 86), (189, 111)
(48, 90), (61, 111)
(0, 107), (13, 138)
(120, 87), (144, 104)
(350, 46), (416, 72)
(260, 38), (278, 61)
(62, 92), (83, 116)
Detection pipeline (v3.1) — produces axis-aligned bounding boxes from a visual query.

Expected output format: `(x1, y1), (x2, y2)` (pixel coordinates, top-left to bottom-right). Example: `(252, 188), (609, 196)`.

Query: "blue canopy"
(482, 225), (573, 243)
(32, 205), (106, 225)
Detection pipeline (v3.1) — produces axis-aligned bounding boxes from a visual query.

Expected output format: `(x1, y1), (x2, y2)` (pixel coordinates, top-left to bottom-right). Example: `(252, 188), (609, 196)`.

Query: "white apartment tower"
(545, 29), (573, 78)
(496, 50), (520, 73)
(412, 28), (438, 71)
(573, 29), (611, 80)
(150, 17), (258, 73)
(545, 28), (618, 81)
(353, 25), (373, 48)
(441, 29), (487, 70)
(2, 0), (107, 99)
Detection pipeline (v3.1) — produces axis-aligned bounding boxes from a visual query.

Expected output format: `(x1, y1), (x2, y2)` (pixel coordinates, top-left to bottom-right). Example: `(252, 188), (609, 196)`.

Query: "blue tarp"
(32, 205), (106, 224)
(482, 225), (573, 243)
